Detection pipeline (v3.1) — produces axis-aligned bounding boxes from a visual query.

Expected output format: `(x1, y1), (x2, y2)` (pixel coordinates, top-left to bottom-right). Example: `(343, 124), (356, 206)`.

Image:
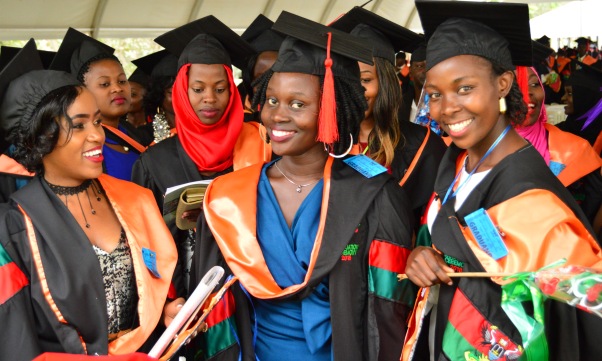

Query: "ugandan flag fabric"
(0, 242), (28, 305)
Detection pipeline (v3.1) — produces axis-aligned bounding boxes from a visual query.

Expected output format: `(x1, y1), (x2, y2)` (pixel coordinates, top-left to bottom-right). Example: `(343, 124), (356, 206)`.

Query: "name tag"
(142, 247), (161, 278)
(464, 208), (508, 260)
(343, 154), (387, 178)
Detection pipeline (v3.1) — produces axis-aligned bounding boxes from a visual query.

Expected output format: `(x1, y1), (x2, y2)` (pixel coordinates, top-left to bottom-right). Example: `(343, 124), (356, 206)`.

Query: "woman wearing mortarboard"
(514, 44), (602, 234)
(0, 40), (176, 359)
(131, 16), (271, 300)
(190, 12), (414, 361)
(331, 7), (447, 231)
(131, 50), (179, 145)
(402, 2), (602, 360)
(50, 28), (149, 182)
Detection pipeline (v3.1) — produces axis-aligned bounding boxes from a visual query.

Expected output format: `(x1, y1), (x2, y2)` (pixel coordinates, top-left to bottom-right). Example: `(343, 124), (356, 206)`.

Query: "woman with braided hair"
(189, 12), (414, 361)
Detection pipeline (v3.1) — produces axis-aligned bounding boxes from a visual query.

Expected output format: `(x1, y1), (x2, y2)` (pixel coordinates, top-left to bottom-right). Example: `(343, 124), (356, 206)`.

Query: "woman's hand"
(163, 297), (186, 327)
(405, 246), (454, 287)
(181, 209), (202, 222)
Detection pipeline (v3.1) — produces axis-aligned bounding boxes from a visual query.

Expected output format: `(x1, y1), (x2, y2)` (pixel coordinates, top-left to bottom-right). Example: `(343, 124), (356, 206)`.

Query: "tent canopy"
(0, 0), (568, 41)
(529, 0), (601, 40)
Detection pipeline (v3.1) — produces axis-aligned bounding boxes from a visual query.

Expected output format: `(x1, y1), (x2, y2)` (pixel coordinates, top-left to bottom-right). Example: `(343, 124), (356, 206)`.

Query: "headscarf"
(172, 63), (243, 172)
(515, 66), (551, 165)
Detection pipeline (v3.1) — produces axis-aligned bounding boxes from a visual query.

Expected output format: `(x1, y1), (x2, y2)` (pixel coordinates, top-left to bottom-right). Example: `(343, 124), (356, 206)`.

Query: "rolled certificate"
(148, 266), (225, 358)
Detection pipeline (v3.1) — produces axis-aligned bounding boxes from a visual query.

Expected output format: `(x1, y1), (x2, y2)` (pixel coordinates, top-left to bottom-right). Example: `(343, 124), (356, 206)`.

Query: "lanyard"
(441, 125), (512, 205)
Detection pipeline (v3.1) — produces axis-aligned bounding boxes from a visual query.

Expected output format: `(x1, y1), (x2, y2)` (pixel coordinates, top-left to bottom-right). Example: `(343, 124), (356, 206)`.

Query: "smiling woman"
(190, 11), (415, 361)
(402, 2), (602, 360)
(0, 40), (177, 359)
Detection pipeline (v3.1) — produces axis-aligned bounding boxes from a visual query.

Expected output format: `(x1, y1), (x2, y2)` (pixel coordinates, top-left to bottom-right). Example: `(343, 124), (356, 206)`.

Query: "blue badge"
(549, 161), (566, 176)
(142, 247), (161, 278)
(464, 208), (508, 260)
(343, 154), (388, 178)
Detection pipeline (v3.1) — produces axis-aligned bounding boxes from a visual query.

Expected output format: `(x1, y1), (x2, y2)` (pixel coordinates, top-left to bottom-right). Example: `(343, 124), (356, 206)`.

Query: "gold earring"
(499, 97), (507, 114)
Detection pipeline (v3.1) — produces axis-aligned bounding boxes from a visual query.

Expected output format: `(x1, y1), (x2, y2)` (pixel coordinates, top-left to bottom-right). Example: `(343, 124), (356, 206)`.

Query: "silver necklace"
(273, 161), (321, 193)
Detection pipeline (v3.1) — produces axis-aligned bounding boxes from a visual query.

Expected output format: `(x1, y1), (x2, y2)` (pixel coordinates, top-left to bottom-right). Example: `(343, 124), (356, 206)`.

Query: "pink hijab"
(515, 66), (551, 165)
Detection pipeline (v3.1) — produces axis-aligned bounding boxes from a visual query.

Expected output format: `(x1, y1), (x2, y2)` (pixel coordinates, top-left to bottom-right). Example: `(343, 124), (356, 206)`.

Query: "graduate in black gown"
(190, 12), (414, 361)
(0, 40), (176, 360)
(50, 28), (149, 181)
(402, 2), (602, 360)
(331, 6), (447, 229)
(131, 16), (271, 299)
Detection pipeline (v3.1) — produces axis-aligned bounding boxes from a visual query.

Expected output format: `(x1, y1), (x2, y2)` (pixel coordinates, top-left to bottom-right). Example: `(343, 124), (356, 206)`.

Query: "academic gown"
(131, 123), (271, 297)
(0, 175), (177, 360)
(392, 121), (447, 228)
(191, 157), (415, 361)
(402, 144), (602, 361)
(0, 154), (34, 202)
(545, 123), (602, 227)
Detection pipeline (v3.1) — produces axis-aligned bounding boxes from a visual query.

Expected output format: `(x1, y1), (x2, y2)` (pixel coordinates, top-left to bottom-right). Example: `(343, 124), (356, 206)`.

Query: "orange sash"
(204, 157), (333, 299)
(545, 123), (602, 186)
(232, 122), (272, 171)
(98, 175), (177, 354)
(0, 154), (34, 176)
(102, 124), (147, 154)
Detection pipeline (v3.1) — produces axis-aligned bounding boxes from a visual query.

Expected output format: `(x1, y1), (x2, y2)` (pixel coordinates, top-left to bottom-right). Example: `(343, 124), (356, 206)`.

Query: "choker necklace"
(273, 161), (322, 193)
(45, 179), (103, 228)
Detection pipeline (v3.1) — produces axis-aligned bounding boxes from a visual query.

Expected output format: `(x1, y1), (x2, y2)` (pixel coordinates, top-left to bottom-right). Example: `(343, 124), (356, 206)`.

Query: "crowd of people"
(0, 0), (601, 360)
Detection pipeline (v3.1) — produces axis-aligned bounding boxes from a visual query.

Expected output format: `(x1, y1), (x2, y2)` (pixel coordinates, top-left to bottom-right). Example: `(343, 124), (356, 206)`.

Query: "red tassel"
(516, 66), (530, 106)
(317, 32), (339, 147)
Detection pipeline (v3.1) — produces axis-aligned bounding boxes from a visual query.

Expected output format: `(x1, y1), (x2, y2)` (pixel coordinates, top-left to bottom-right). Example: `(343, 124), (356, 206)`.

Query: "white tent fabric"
(529, 0), (602, 40)
(0, 0), (568, 41)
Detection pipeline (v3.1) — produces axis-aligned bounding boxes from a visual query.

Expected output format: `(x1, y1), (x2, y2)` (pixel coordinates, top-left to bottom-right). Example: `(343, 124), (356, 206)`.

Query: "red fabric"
(0, 262), (29, 304)
(317, 32), (339, 147)
(173, 64), (243, 172)
(368, 240), (410, 274)
(33, 353), (156, 360)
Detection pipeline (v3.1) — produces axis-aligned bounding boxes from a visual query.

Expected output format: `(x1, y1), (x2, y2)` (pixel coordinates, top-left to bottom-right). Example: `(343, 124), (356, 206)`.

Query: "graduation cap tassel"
(317, 32), (339, 147)
(516, 66), (530, 107)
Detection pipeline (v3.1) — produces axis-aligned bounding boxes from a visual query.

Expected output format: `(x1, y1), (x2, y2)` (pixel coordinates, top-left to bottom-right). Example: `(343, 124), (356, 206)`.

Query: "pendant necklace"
(46, 178), (103, 228)
(273, 161), (322, 193)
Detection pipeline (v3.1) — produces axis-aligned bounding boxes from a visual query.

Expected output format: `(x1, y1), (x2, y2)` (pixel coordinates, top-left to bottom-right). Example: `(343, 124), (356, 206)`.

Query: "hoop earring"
(499, 97), (507, 114)
(258, 124), (270, 144)
(326, 133), (354, 159)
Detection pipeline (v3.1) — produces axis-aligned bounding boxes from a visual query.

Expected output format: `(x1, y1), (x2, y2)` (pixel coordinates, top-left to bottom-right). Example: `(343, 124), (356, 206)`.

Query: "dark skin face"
(261, 71), (327, 228)
(577, 42), (588, 57)
(406, 55), (528, 288)
(563, 85), (574, 115)
(523, 68), (545, 126)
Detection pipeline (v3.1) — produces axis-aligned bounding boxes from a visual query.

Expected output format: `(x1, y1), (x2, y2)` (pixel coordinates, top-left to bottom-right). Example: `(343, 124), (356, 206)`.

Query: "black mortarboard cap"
(241, 14), (285, 54)
(411, 42), (426, 63)
(330, 6), (423, 65)
(532, 40), (554, 65)
(271, 11), (373, 76)
(1, 46), (56, 71)
(575, 37), (591, 45)
(49, 27), (115, 76)
(132, 50), (178, 79)
(416, 0), (532, 71)
(567, 60), (602, 94)
(536, 35), (551, 46)
(128, 68), (150, 89)
(155, 15), (255, 70)
(0, 40), (79, 152)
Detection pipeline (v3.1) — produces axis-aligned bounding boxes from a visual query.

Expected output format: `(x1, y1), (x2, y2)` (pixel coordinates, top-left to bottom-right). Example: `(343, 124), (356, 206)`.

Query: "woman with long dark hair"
(331, 7), (447, 228)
